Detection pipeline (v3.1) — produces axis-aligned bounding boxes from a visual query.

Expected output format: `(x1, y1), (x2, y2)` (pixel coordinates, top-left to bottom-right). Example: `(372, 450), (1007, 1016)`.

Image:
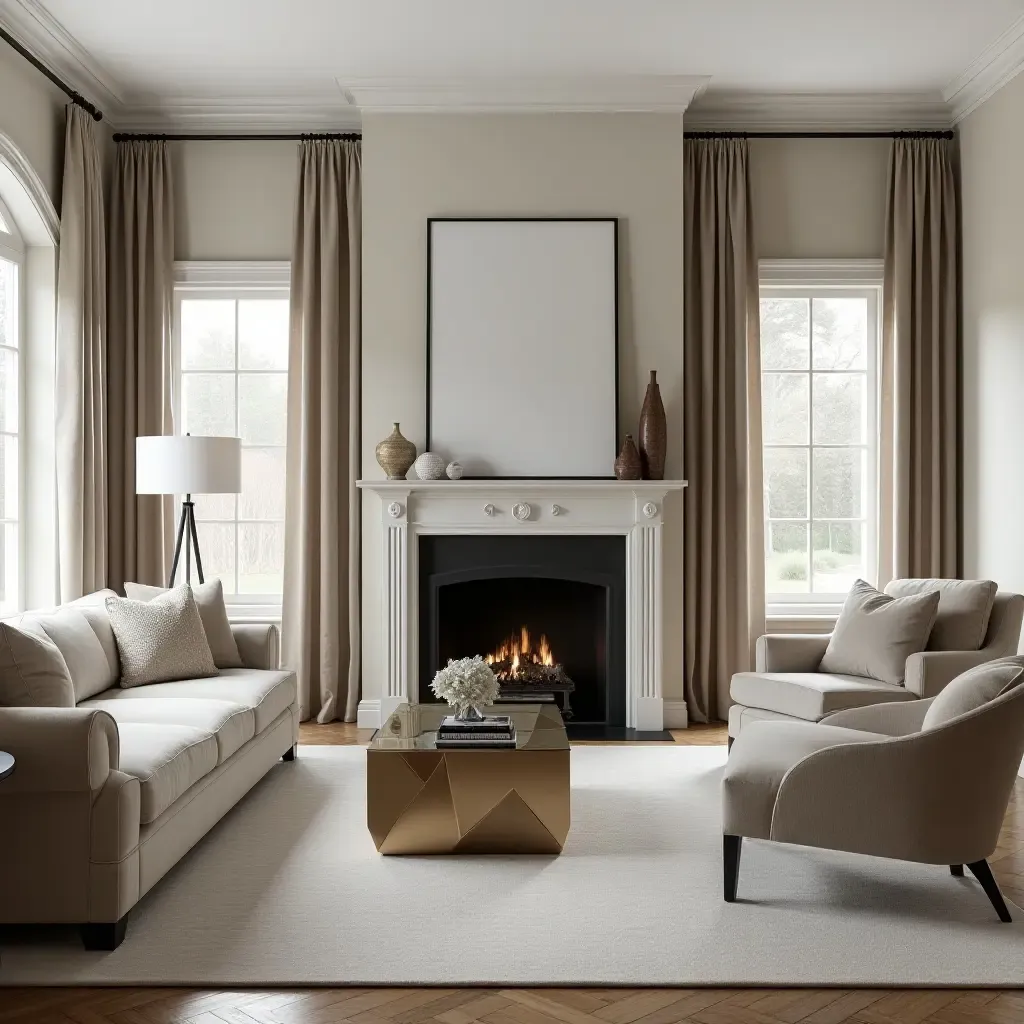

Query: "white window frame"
(0, 193), (25, 614)
(172, 261), (291, 622)
(759, 259), (883, 621)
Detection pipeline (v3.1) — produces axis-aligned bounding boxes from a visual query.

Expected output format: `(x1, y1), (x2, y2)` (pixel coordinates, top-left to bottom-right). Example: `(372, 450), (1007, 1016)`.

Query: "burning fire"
(486, 626), (555, 680)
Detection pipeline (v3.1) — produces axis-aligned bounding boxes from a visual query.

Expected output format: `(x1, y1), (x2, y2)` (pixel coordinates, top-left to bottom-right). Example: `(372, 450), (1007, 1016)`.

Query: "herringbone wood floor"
(3, 724), (1022, 1024)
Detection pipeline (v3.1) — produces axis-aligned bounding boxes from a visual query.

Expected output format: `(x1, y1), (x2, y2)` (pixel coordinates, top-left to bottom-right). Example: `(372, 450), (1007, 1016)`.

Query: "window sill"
(227, 603), (282, 624)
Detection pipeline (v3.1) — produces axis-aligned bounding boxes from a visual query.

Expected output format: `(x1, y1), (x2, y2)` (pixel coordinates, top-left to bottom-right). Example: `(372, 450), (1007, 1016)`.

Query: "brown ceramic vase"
(638, 370), (667, 480)
(614, 434), (642, 480)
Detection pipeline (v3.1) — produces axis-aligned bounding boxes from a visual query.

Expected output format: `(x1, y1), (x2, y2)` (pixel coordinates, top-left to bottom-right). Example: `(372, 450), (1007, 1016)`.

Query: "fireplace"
(419, 535), (627, 727)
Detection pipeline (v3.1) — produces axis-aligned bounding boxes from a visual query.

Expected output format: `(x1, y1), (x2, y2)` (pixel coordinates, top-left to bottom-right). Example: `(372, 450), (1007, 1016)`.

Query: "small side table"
(0, 751), (13, 781)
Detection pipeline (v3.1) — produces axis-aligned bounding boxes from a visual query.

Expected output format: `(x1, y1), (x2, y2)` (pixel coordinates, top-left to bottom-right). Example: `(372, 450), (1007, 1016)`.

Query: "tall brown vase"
(638, 370), (667, 480)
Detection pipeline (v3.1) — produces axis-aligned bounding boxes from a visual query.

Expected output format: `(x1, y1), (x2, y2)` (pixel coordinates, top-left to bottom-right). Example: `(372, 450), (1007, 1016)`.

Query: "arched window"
(0, 192), (23, 612)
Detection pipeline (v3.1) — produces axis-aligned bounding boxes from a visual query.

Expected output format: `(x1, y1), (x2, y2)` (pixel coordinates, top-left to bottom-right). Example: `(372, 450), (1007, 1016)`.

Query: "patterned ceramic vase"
(446, 461), (464, 480)
(614, 435), (642, 480)
(375, 423), (417, 480)
(638, 370), (667, 480)
(414, 452), (446, 480)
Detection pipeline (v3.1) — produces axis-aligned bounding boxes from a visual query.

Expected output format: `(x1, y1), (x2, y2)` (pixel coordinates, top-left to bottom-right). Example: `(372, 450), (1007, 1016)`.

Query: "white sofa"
(0, 589), (298, 950)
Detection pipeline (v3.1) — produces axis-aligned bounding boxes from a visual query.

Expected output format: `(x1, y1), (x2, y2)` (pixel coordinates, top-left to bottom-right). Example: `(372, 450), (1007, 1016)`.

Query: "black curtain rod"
(684, 130), (953, 139)
(112, 131), (361, 142)
(0, 25), (102, 121)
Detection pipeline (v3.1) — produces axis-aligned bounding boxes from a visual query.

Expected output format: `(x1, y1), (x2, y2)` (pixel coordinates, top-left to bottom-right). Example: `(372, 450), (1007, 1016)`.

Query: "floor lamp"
(135, 435), (242, 588)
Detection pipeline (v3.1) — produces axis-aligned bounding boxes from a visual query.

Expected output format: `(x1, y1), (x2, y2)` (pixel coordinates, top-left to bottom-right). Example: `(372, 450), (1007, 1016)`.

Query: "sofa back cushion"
(922, 657), (1024, 730)
(0, 622), (75, 706)
(883, 578), (997, 652)
(819, 579), (939, 685)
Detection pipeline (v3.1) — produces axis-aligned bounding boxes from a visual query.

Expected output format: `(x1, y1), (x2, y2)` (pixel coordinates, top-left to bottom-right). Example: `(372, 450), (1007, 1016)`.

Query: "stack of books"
(435, 714), (517, 749)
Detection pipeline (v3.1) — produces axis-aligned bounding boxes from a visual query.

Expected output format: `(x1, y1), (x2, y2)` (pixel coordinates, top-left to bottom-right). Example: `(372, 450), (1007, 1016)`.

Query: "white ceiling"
(4, 0), (1024, 126)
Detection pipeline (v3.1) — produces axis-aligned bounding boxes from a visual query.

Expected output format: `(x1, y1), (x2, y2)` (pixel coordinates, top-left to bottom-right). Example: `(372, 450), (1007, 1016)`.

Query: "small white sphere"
(414, 451), (446, 480)
(446, 461), (464, 480)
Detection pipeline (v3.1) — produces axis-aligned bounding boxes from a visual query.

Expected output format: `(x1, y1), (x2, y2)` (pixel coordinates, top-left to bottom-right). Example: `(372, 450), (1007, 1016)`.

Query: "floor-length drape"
(683, 138), (765, 723)
(55, 104), (107, 600)
(107, 141), (175, 590)
(282, 140), (361, 723)
(878, 138), (960, 583)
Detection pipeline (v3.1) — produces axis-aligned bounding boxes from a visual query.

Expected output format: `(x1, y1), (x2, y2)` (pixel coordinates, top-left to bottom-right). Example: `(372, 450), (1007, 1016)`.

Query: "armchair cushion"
(819, 579), (939, 685)
(884, 578), (997, 651)
(730, 670), (916, 722)
(921, 656), (1024, 731)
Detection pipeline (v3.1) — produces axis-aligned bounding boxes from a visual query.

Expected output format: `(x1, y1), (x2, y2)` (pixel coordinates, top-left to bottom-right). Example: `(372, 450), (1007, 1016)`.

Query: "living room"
(1, 0), (1024, 1018)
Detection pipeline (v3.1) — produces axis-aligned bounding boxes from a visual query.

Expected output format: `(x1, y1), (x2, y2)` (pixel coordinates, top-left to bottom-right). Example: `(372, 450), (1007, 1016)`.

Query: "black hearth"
(419, 535), (626, 727)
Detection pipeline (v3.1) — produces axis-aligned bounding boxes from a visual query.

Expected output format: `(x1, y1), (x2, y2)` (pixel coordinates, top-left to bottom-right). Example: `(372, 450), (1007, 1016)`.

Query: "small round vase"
(446, 461), (464, 480)
(454, 705), (485, 722)
(414, 451), (446, 480)
(375, 423), (417, 480)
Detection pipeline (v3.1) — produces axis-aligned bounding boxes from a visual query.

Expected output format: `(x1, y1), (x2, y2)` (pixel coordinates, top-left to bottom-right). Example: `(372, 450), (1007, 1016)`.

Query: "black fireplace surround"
(419, 535), (626, 727)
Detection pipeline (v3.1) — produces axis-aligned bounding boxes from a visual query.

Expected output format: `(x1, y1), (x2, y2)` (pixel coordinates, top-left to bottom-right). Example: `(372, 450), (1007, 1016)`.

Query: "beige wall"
(360, 112), (686, 712)
(960, 71), (1024, 609)
(172, 141), (296, 260)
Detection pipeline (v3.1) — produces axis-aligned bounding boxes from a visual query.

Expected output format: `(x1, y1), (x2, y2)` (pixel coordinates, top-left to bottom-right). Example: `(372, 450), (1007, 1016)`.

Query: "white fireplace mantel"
(357, 478), (687, 731)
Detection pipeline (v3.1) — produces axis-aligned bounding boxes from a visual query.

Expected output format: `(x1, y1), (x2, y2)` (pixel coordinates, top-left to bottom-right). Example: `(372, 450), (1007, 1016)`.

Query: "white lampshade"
(135, 435), (242, 495)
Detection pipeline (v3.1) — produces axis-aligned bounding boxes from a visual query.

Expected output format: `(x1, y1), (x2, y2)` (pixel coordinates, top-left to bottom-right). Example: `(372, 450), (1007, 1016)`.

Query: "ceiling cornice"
(944, 12), (1024, 122)
(338, 75), (710, 114)
(685, 91), (952, 131)
(115, 95), (362, 133)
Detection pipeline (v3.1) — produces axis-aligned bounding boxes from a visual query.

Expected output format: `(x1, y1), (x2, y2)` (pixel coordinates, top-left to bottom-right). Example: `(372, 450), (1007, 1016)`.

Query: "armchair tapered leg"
(950, 864), (964, 877)
(723, 834), (742, 902)
(966, 859), (1012, 922)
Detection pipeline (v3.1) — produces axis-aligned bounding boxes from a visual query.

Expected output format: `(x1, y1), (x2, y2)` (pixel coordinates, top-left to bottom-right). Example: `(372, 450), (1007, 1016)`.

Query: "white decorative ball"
(446, 461), (464, 480)
(414, 451), (446, 480)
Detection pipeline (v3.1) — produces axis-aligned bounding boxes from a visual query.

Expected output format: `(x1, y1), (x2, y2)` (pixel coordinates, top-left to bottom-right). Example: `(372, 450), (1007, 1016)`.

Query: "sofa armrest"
(756, 634), (831, 673)
(231, 623), (280, 670)
(903, 649), (997, 698)
(0, 707), (118, 792)
(819, 698), (934, 736)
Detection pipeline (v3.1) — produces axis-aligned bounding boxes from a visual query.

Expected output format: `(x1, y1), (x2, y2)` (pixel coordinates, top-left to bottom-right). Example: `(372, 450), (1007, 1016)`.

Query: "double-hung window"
(759, 261), (882, 616)
(0, 197), (22, 613)
(173, 262), (290, 617)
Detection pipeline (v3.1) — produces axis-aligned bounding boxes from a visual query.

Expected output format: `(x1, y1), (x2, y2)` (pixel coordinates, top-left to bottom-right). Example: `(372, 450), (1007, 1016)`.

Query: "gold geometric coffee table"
(367, 703), (570, 855)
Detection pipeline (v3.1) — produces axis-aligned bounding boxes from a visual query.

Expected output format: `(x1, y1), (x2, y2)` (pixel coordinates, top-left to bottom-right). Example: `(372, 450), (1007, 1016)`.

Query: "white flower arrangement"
(430, 655), (500, 713)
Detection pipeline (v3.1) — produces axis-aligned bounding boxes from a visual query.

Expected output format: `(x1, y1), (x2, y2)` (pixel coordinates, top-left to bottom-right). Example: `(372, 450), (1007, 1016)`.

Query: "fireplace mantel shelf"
(358, 479), (687, 491)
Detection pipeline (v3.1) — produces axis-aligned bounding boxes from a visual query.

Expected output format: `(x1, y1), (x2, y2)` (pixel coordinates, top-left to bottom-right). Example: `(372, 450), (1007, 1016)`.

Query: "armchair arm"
(756, 634), (831, 673)
(231, 623), (280, 670)
(819, 698), (934, 736)
(903, 649), (997, 697)
(0, 707), (117, 793)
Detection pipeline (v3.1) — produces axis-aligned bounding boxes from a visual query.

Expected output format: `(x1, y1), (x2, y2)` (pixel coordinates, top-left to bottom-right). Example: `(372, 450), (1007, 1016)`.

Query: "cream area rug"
(2, 745), (1022, 987)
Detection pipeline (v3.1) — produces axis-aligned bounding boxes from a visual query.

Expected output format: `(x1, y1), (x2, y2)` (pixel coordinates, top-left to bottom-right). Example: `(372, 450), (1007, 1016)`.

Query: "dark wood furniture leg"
(966, 859), (1013, 922)
(724, 834), (742, 902)
(950, 863), (964, 876)
(81, 916), (128, 950)
(282, 744), (296, 761)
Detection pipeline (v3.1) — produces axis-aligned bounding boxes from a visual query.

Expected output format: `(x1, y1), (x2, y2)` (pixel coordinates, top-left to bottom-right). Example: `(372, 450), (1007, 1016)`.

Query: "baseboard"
(663, 700), (689, 729)
(357, 699), (381, 729)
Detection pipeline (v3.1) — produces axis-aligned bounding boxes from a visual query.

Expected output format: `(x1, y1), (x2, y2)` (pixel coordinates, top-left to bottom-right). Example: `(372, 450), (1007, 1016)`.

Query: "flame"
(485, 626), (555, 679)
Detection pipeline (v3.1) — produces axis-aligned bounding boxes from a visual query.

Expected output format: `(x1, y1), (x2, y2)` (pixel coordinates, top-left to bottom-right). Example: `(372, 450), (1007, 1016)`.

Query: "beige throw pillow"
(883, 578), (997, 651)
(125, 578), (242, 668)
(922, 657), (1024, 730)
(106, 584), (218, 688)
(819, 579), (940, 685)
(0, 622), (76, 707)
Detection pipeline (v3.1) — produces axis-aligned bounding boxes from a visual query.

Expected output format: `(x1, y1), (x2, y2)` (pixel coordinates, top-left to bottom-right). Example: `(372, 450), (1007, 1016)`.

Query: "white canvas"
(428, 219), (617, 477)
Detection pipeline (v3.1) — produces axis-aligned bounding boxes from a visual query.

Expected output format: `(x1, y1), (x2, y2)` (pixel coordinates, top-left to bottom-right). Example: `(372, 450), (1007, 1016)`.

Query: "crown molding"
(944, 13), (1024, 123)
(339, 75), (710, 114)
(114, 95), (361, 132)
(685, 90), (951, 131)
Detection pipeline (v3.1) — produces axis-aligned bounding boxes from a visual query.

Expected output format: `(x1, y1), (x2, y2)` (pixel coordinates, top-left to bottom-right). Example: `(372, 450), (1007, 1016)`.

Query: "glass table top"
(369, 703), (569, 751)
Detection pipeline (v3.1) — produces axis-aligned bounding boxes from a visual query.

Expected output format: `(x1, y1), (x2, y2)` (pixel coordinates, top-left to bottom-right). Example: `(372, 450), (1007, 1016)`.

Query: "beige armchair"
(722, 659), (1024, 922)
(729, 585), (1024, 747)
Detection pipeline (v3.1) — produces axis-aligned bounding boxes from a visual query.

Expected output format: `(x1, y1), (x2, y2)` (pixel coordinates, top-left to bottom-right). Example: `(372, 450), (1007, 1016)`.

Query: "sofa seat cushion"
(80, 696), (255, 763)
(723, 721), (882, 840)
(117, 723), (219, 824)
(730, 671), (918, 722)
(84, 669), (296, 734)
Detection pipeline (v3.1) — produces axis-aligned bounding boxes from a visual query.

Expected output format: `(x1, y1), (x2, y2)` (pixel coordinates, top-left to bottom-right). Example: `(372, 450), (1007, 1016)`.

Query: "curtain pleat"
(682, 138), (765, 722)
(55, 105), (108, 600)
(107, 141), (175, 591)
(282, 140), (361, 723)
(879, 139), (960, 583)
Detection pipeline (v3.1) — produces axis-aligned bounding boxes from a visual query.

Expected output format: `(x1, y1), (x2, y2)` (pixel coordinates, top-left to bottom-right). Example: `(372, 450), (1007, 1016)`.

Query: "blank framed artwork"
(427, 218), (618, 478)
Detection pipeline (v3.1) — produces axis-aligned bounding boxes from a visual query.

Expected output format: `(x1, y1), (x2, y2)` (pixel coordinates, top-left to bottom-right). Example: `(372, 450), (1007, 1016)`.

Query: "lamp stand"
(168, 494), (205, 588)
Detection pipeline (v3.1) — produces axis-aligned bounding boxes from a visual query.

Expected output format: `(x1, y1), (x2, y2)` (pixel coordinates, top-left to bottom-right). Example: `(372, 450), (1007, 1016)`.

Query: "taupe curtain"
(55, 105), (107, 600)
(683, 138), (765, 723)
(878, 139), (960, 583)
(107, 141), (175, 591)
(282, 140), (361, 723)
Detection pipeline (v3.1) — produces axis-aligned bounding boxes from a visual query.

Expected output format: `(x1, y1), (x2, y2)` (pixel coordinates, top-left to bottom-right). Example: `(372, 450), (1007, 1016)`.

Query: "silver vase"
(454, 705), (485, 722)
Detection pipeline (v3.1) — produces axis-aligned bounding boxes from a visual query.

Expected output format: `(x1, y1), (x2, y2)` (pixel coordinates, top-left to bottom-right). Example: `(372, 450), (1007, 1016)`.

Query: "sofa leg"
(950, 864), (964, 877)
(81, 916), (128, 950)
(966, 859), (1013, 922)
(282, 744), (296, 761)
(727, 736), (734, 753)
(723, 834), (742, 902)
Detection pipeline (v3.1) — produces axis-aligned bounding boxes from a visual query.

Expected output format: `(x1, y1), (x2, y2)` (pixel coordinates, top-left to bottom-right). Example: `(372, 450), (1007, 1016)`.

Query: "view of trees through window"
(761, 290), (876, 598)
(0, 254), (20, 612)
(178, 296), (288, 598)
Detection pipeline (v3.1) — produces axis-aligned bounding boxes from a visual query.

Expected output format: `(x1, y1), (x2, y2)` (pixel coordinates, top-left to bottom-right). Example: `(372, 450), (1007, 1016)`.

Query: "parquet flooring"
(2, 723), (1022, 1024)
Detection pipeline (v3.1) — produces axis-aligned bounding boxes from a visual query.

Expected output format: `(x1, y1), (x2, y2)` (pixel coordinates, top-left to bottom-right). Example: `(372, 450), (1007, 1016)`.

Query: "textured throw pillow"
(124, 578), (242, 669)
(0, 622), (75, 707)
(819, 579), (940, 685)
(883, 578), (998, 652)
(922, 657), (1024, 730)
(106, 584), (218, 688)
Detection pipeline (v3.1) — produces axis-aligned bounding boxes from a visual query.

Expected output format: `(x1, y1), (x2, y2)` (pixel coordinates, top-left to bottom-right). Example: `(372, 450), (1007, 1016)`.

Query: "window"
(759, 261), (882, 614)
(173, 263), (290, 613)
(0, 197), (22, 614)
